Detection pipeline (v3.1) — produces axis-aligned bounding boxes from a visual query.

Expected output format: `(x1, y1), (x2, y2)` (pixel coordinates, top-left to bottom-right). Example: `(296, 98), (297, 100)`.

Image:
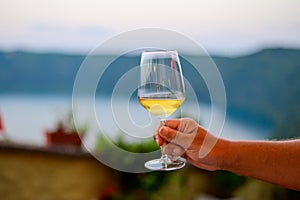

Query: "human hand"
(154, 118), (227, 171)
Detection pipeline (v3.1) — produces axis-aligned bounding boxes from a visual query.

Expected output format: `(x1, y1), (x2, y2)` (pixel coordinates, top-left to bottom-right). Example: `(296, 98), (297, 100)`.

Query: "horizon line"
(0, 45), (300, 58)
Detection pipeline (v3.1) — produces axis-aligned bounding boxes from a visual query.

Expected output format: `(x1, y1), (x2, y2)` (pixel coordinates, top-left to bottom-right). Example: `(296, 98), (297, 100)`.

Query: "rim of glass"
(141, 49), (178, 55)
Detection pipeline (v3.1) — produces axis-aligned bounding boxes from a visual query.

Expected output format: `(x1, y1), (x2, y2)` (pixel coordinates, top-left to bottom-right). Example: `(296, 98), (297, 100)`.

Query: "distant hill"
(214, 49), (300, 139)
(0, 48), (300, 139)
(0, 51), (85, 93)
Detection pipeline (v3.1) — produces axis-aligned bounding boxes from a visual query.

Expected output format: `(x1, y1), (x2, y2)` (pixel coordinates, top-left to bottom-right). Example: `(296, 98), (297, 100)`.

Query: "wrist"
(214, 138), (234, 171)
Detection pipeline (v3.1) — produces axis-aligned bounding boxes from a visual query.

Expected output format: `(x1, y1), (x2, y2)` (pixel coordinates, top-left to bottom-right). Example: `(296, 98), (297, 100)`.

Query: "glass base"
(145, 157), (185, 171)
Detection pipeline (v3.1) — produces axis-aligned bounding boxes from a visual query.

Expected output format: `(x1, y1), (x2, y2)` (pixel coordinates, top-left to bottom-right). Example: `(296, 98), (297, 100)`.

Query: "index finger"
(165, 119), (181, 130)
(159, 126), (194, 150)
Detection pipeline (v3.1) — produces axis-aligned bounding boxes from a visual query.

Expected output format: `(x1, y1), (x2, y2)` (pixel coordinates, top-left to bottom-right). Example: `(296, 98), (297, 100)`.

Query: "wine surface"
(138, 97), (184, 118)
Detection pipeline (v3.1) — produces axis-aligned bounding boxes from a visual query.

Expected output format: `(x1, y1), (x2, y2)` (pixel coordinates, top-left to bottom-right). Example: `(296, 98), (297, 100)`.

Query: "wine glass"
(138, 50), (186, 171)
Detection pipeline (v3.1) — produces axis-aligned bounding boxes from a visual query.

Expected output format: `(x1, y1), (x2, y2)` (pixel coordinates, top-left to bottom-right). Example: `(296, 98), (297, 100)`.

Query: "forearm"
(221, 139), (300, 191)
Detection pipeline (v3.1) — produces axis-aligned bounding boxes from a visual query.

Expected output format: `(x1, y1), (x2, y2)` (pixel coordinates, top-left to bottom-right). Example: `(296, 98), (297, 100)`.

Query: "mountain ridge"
(1, 48), (299, 138)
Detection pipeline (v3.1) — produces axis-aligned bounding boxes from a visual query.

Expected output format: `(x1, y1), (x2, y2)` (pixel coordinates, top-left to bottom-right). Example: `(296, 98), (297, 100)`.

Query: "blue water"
(0, 95), (271, 148)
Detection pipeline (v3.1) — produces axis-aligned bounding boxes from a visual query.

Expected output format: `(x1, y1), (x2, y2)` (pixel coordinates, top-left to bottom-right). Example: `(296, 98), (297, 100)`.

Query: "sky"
(1, 0), (300, 56)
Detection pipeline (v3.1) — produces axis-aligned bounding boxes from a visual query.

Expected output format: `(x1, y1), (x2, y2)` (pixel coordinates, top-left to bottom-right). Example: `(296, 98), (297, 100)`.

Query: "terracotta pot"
(45, 130), (82, 146)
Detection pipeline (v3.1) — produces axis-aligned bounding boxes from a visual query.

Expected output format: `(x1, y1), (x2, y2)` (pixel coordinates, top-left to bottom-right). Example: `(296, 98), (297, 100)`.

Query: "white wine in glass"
(138, 50), (186, 171)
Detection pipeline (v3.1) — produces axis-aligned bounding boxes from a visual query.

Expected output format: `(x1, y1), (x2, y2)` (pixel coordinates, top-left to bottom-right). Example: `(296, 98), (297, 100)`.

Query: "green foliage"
(207, 170), (246, 198)
(115, 171), (170, 200)
(95, 133), (159, 153)
(114, 135), (159, 153)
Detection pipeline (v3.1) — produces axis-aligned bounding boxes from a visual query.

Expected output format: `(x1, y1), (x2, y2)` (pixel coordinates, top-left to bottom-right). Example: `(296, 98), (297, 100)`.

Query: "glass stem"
(160, 119), (168, 168)
(162, 141), (168, 168)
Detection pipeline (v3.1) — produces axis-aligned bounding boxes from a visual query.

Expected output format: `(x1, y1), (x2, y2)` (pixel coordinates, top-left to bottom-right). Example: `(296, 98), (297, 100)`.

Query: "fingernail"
(159, 126), (167, 136)
(155, 138), (160, 145)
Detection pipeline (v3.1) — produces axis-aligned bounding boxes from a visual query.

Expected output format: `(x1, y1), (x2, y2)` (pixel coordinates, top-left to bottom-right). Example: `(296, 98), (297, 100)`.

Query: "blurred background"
(0, 0), (300, 199)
